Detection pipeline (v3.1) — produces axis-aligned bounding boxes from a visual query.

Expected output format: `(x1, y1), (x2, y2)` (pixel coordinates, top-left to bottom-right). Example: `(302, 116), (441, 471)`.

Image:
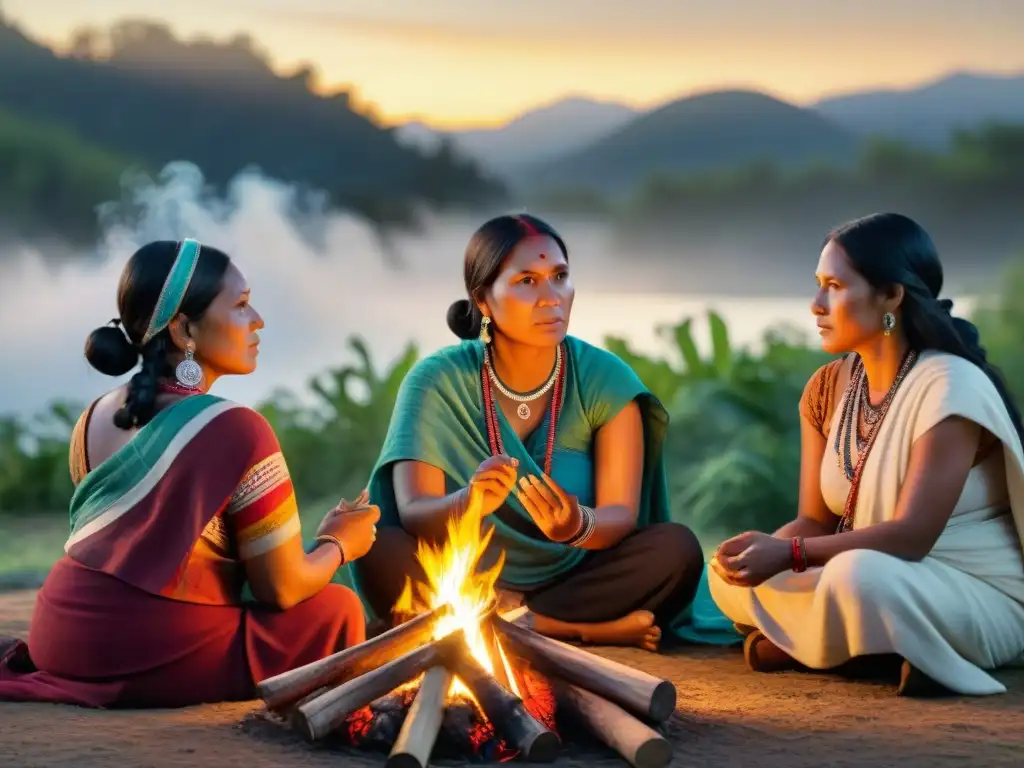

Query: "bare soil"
(2, 589), (1022, 767)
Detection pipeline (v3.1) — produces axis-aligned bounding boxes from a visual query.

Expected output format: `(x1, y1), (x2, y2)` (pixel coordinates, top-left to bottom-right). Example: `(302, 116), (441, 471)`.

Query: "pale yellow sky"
(4, 0), (1023, 128)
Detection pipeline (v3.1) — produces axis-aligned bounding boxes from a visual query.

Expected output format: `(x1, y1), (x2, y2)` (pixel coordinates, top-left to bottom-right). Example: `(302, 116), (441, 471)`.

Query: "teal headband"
(141, 239), (202, 345)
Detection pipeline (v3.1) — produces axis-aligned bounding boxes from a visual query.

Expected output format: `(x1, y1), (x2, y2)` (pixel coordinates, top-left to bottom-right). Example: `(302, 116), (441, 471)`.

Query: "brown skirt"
(0, 556), (365, 708)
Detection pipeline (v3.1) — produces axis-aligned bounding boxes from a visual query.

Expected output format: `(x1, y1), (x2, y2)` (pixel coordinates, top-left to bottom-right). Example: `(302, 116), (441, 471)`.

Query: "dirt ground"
(1, 589), (1022, 768)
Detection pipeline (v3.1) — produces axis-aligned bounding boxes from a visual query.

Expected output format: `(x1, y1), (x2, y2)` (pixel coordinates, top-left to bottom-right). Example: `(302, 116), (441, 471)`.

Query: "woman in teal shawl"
(352, 214), (736, 651)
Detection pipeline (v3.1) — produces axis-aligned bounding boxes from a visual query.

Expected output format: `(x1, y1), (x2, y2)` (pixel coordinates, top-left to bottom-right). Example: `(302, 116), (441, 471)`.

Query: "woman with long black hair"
(710, 212), (1024, 696)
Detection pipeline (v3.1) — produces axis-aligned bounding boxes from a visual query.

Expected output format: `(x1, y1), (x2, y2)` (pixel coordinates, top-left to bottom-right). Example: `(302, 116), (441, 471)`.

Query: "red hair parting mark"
(518, 215), (540, 236)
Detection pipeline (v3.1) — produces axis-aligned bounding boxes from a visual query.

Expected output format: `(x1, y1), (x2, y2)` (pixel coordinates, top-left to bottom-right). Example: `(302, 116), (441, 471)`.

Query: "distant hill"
(396, 71), (1024, 187)
(813, 71), (1024, 147)
(0, 19), (502, 225)
(396, 97), (638, 178)
(519, 90), (860, 193)
(469, 98), (636, 174)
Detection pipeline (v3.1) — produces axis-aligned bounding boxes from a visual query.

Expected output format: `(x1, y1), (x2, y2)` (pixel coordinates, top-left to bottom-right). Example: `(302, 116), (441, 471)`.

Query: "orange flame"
(393, 490), (519, 699)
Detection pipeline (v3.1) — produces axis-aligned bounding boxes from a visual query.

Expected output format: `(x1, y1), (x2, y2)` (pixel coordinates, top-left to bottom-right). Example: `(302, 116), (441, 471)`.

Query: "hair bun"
(446, 299), (480, 340)
(937, 298), (954, 314)
(84, 325), (140, 376)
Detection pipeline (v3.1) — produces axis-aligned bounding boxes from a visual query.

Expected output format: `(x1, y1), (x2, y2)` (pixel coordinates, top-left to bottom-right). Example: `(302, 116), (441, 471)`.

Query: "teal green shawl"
(357, 336), (738, 645)
(365, 336), (668, 587)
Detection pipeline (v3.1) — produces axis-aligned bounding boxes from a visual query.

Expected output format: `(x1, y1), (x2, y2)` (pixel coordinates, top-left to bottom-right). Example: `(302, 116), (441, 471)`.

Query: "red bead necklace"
(480, 344), (566, 476)
(835, 349), (918, 533)
(158, 382), (201, 397)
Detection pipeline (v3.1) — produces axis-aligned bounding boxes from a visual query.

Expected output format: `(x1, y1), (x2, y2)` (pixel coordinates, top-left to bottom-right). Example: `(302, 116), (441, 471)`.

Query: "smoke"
(0, 161), (821, 418)
(2, 162), (461, 415)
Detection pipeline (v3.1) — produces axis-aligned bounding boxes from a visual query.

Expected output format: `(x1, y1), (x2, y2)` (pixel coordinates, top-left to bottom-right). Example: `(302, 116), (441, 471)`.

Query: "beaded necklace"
(480, 343), (566, 476)
(833, 349), (918, 532)
(158, 382), (201, 397)
(485, 344), (562, 420)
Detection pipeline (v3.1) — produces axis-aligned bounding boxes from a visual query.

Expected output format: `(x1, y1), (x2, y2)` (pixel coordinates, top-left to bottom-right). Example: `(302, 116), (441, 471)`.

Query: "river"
(0, 163), (980, 417)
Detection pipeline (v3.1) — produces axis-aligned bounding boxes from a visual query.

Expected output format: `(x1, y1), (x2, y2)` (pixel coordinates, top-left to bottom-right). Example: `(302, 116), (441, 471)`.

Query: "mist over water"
(0, 163), (976, 417)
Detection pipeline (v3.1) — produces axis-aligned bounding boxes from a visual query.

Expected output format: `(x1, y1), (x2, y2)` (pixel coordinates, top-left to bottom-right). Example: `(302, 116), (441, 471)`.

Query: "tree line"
(0, 19), (501, 246)
(534, 124), (1024, 272)
(0, 14), (1020, 260)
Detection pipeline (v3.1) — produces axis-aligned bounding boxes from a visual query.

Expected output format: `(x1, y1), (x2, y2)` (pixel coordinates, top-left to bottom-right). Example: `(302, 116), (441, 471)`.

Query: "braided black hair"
(84, 241), (230, 428)
(828, 213), (1024, 447)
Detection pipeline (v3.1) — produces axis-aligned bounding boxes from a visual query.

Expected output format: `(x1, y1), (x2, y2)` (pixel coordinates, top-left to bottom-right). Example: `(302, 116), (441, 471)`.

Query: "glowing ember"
(342, 665), (557, 761)
(393, 490), (520, 700)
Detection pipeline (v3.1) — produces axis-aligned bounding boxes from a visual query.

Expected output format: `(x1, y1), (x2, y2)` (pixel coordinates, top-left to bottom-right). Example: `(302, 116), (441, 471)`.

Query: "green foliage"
(0, 402), (80, 512)
(0, 110), (139, 242)
(0, 310), (830, 566)
(970, 259), (1024, 408)
(2, 313), (827, 533)
(606, 316), (831, 540)
(261, 338), (420, 506)
(4, 261), (1024, 562)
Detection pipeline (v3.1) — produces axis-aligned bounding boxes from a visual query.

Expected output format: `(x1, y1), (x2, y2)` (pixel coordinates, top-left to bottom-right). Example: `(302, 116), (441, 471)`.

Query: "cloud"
(242, 2), (699, 52)
(245, 0), (1024, 46)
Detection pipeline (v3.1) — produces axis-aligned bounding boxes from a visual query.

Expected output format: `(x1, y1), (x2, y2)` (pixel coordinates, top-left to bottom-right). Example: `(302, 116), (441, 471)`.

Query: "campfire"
(254, 499), (677, 768)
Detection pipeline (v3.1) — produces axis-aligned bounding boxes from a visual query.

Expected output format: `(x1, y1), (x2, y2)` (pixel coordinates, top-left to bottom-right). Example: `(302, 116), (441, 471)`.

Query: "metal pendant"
(175, 358), (203, 389)
(516, 403), (531, 420)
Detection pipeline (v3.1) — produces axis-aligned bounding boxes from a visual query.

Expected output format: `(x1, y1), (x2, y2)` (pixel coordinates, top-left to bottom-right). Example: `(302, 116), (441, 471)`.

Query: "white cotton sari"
(710, 351), (1024, 694)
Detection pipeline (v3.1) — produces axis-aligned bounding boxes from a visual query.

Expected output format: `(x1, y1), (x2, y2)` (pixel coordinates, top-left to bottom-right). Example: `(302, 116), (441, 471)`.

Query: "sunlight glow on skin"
(480, 236), (574, 350)
(811, 240), (902, 359)
(181, 262), (265, 389)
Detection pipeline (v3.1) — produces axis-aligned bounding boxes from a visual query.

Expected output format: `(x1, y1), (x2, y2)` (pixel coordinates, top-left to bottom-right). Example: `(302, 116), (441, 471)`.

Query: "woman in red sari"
(0, 239), (376, 708)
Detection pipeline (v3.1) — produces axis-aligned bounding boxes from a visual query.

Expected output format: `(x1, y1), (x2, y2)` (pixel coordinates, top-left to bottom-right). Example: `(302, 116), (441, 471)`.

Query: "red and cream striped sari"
(0, 394), (364, 708)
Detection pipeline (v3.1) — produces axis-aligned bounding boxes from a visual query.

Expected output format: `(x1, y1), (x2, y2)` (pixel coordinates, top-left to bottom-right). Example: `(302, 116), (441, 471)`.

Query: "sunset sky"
(5, 0), (1023, 127)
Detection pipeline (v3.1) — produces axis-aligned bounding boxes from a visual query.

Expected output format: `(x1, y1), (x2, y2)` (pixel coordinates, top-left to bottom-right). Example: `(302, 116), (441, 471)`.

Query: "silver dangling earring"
(882, 311), (896, 337)
(479, 316), (492, 345)
(175, 341), (203, 389)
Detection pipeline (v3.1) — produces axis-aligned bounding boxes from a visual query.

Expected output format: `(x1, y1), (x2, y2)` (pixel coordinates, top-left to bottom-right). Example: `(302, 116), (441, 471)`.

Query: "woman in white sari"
(709, 212), (1024, 696)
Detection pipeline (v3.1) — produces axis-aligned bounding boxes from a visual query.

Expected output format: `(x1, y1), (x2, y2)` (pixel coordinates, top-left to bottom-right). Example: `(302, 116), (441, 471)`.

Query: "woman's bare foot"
(579, 611), (662, 652)
(0, 636), (19, 662)
(529, 610), (662, 652)
(0, 637), (34, 672)
(743, 630), (800, 672)
(897, 660), (955, 697)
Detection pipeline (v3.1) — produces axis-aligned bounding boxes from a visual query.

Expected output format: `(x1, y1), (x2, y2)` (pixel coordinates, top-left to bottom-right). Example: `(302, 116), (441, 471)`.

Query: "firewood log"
(439, 632), (560, 762)
(493, 615), (677, 722)
(256, 604), (450, 710)
(555, 679), (672, 768)
(292, 630), (464, 742)
(386, 666), (453, 768)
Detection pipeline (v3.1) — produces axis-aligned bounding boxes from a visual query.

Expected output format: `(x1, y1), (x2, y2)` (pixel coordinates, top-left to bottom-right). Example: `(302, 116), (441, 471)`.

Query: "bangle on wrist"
(566, 504), (597, 548)
(790, 536), (807, 572)
(316, 534), (347, 565)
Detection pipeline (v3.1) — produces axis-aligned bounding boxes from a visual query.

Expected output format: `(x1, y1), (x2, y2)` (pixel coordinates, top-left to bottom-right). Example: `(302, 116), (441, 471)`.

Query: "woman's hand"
(516, 473), (583, 543)
(468, 455), (519, 516)
(315, 489), (369, 537)
(711, 531), (793, 587)
(339, 488), (369, 511)
(317, 494), (380, 562)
